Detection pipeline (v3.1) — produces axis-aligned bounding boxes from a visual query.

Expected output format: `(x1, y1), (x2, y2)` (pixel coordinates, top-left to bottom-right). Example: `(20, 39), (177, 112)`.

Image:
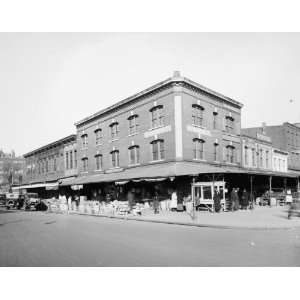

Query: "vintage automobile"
(0, 193), (6, 206)
(5, 192), (22, 209)
(24, 193), (40, 210)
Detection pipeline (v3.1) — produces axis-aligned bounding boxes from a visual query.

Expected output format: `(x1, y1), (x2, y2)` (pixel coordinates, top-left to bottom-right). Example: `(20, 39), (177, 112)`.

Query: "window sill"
(96, 143), (103, 147)
(94, 169), (104, 173)
(148, 125), (165, 131)
(149, 159), (165, 164)
(192, 124), (206, 130)
(128, 132), (138, 137)
(193, 158), (206, 162)
(110, 138), (119, 142)
(80, 171), (88, 174)
(81, 147), (88, 151)
(128, 163), (141, 167)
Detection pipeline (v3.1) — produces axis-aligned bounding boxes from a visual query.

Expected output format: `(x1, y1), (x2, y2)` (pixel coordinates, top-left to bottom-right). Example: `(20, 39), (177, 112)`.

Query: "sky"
(0, 32), (300, 156)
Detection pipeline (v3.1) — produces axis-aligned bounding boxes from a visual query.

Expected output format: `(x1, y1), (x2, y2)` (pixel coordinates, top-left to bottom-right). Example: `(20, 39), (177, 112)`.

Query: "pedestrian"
(153, 191), (160, 214)
(170, 190), (178, 212)
(241, 189), (249, 210)
(213, 188), (221, 213)
(229, 188), (238, 211)
(127, 189), (135, 213)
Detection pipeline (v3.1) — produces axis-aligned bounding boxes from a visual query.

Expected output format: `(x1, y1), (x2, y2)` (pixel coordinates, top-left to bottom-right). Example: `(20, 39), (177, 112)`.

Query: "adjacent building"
(242, 122), (300, 171)
(22, 134), (77, 196)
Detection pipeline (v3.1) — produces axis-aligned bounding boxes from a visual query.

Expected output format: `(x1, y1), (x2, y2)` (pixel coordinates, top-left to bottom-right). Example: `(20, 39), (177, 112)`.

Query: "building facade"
(23, 134), (77, 187)
(0, 150), (25, 191)
(242, 123), (300, 171)
(272, 148), (288, 173)
(74, 72), (243, 180)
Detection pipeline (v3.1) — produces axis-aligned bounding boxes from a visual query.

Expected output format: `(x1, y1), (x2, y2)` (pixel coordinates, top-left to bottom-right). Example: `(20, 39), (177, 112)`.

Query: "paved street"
(1, 209), (300, 267)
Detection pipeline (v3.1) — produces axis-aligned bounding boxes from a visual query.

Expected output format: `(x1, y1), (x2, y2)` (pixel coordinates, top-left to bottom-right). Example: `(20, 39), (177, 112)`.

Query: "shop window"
(128, 145), (140, 165)
(192, 104), (204, 127)
(95, 128), (102, 145)
(111, 150), (120, 168)
(150, 105), (164, 129)
(225, 116), (234, 133)
(110, 122), (119, 140)
(151, 139), (165, 161)
(95, 154), (103, 171)
(193, 138), (205, 160)
(82, 157), (88, 172)
(203, 186), (212, 199)
(128, 115), (139, 135)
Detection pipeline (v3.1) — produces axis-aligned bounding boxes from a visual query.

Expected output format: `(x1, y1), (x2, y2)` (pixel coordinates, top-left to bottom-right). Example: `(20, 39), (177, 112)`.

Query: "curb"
(54, 211), (300, 231)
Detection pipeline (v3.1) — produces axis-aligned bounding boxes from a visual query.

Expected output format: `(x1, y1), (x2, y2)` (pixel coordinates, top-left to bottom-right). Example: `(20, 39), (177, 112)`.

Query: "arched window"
(193, 138), (205, 160)
(128, 145), (140, 165)
(81, 133), (88, 148)
(150, 139), (165, 161)
(82, 157), (88, 172)
(111, 150), (120, 168)
(150, 105), (164, 128)
(192, 104), (204, 127)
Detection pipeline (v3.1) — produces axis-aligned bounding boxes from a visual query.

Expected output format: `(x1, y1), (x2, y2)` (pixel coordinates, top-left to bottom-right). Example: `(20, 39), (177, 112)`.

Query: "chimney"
(173, 70), (181, 78)
(262, 122), (266, 134)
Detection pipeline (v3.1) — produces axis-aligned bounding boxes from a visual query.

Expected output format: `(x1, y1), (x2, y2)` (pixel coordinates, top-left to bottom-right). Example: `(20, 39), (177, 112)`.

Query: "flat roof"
(23, 134), (76, 158)
(75, 72), (243, 127)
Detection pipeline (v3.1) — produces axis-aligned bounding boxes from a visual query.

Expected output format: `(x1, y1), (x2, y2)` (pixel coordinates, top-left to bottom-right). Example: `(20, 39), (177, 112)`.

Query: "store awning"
(12, 182), (59, 190)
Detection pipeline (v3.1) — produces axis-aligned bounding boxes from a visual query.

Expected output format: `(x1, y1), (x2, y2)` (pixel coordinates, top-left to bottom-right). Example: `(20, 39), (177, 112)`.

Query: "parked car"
(25, 193), (40, 210)
(0, 194), (6, 206)
(5, 192), (20, 209)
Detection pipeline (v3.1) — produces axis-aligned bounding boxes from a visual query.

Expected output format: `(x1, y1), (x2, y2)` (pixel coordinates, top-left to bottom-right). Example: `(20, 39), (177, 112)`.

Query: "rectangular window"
(213, 112), (218, 130)
(82, 158), (88, 172)
(110, 123), (119, 139)
(81, 134), (88, 148)
(193, 139), (204, 160)
(244, 146), (248, 165)
(214, 143), (218, 161)
(151, 140), (165, 161)
(151, 106), (164, 128)
(111, 150), (120, 168)
(192, 105), (204, 127)
(266, 151), (269, 168)
(259, 149), (263, 167)
(95, 129), (102, 145)
(128, 115), (139, 135)
(225, 116), (234, 133)
(252, 148), (256, 167)
(45, 159), (49, 173)
(70, 151), (73, 169)
(66, 152), (69, 170)
(226, 146), (235, 163)
(95, 155), (103, 170)
(129, 146), (140, 165)
(74, 150), (77, 169)
(53, 157), (57, 172)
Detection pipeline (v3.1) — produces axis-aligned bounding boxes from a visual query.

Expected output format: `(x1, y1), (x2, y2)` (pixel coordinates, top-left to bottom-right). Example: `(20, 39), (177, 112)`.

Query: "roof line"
(23, 134), (76, 158)
(75, 75), (243, 127)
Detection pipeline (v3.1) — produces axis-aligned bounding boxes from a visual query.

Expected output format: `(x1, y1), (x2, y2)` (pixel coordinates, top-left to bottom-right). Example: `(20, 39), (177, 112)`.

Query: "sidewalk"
(68, 206), (300, 230)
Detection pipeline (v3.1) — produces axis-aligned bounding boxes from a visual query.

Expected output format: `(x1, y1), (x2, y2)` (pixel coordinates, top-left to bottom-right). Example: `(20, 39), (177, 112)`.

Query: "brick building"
(21, 134), (77, 196)
(242, 122), (300, 171)
(62, 71), (244, 199)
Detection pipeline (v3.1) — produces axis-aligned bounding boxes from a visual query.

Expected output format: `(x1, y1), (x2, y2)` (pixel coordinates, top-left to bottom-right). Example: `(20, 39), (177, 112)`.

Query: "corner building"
(70, 72), (244, 198)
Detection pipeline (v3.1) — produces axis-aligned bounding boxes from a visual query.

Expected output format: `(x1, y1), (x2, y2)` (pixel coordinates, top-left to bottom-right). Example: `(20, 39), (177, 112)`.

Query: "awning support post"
(269, 176), (272, 195)
(250, 175), (253, 201)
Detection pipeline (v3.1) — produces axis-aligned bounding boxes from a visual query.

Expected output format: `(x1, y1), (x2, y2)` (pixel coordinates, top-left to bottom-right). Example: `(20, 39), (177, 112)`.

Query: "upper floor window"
(192, 104), (204, 127)
(95, 129), (102, 145)
(70, 151), (73, 169)
(128, 145), (140, 165)
(82, 157), (88, 172)
(150, 105), (164, 129)
(151, 139), (165, 161)
(244, 146), (248, 165)
(213, 112), (218, 129)
(214, 143), (219, 161)
(252, 148), (256, 167)
(74, 150), (77, 169)
(45, 159), (49, 173)
(259, 149), (263, 167)
(81, 133), (88, 148)
(95, 154), (103, 171)
(53, 156), (57, 172)
(225, 116), (234, 133)
(266, 150), (269, 168)
(193, 138), (205, 160)
(226, 145), (235, 163)
(66, 152), (69, 170)
(128, 115), (139, 135)
(110, 122), (119, 140)
(111, 150), (120, 168)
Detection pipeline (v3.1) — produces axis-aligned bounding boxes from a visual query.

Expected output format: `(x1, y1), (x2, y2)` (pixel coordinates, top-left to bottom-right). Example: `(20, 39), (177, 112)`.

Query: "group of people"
(229, 188), (253, 211)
